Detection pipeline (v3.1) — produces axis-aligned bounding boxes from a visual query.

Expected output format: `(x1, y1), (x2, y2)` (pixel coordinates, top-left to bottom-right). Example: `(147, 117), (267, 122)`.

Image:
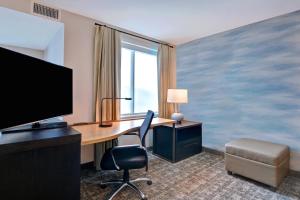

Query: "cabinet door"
(153, 126), (173, 161)
(0, 142), (81, 200)
(175, 125), (202, 162)
(176, 126), (202, 144)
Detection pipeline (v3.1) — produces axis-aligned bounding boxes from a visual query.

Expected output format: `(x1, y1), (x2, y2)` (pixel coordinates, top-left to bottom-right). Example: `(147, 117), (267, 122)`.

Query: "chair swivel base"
(100, 170), (152, 200)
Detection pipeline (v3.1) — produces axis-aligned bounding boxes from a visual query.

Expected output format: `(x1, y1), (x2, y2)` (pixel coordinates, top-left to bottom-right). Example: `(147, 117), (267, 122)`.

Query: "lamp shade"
(167, 89), (188, 103)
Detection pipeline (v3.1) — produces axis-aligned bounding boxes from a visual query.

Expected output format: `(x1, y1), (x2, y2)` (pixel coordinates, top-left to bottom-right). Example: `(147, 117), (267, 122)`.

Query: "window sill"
(120, 112), (158, 121)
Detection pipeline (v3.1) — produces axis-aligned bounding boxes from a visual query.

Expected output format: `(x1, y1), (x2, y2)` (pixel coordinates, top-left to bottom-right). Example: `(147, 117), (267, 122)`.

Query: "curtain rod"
(95, 23), (174, 48)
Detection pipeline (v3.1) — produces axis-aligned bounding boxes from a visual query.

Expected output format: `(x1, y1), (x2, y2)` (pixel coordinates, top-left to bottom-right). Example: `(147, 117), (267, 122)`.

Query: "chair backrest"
(139, 110), (155, 147)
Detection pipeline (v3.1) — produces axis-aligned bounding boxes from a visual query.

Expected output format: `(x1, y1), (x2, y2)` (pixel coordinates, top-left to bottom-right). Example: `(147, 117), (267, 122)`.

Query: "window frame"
(120, 42), (159, 119)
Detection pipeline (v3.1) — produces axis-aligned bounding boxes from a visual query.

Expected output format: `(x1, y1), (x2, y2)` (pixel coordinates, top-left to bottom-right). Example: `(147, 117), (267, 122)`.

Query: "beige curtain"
(93, 25), (121, 170)
(158, 44), (176, 118)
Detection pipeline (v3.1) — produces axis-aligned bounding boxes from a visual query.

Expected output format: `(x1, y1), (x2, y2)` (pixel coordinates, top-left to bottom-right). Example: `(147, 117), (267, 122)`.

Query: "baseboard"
(147, 146), (153, 151)
(81, 161), (94, 170)
(290, 151), (300, 171)
(202, 146), (224, 157)
(289, 170), (300, 178)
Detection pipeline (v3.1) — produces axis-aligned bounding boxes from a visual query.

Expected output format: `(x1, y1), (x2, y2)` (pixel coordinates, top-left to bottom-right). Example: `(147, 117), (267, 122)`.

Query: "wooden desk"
(72, 118), (175, 145)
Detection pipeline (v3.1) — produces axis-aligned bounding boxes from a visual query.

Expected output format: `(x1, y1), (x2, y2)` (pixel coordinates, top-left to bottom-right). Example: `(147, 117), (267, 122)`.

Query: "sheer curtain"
(93, 25), (121, 170)
(158, 44), (176, 118)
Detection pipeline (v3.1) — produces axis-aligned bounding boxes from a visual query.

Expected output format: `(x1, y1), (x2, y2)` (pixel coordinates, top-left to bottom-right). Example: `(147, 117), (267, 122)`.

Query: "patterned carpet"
(81, 152), (300, 200)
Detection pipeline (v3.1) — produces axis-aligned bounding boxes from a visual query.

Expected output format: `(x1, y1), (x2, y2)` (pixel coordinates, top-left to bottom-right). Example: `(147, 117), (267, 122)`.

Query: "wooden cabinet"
(0, 127), (81, 200)
(153, 121), (202, 162)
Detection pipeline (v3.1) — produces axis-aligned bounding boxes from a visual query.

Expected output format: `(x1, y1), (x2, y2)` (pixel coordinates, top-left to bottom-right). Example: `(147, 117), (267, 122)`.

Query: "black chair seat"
(101, 146), (147, 170)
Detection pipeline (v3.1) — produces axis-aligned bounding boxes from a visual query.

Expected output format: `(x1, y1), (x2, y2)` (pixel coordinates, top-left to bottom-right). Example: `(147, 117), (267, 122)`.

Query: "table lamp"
(167, 89), (188, 124)
(100, 97), (132, 127)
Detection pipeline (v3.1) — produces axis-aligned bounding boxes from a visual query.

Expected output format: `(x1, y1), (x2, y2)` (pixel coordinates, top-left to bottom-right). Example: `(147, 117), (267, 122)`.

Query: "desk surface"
(72, 118), (175, 145)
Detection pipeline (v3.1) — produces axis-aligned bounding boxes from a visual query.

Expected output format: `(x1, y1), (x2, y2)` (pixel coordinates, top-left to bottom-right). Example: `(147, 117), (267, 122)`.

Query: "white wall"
(60, 10), (94, 124)
(44, 27), (64, 65)
(0, 44), (44, 59)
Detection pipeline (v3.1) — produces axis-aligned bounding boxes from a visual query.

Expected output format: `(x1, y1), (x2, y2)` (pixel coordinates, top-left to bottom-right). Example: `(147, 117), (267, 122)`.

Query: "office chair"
(100, 110), (155, 200)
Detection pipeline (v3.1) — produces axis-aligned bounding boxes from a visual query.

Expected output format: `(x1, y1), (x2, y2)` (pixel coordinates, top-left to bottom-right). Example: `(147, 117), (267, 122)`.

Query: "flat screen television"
(0, 47), (73, 131)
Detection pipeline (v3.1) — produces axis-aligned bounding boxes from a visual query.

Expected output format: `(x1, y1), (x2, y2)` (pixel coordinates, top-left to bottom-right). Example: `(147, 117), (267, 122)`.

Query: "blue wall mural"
(177, 11), (300, 152)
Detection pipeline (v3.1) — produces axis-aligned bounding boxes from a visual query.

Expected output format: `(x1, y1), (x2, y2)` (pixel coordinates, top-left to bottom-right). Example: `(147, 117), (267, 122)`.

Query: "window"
(120, 42), (158, 117)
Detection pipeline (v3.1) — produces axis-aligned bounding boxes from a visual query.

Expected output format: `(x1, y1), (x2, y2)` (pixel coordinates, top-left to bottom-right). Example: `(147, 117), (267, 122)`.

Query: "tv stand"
(0, 127), (81, 200)
(2, 121), (68, 134)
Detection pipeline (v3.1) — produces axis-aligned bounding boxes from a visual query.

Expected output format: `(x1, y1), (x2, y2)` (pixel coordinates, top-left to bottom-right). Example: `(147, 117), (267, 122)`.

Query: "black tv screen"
(0, 47), (73, 130)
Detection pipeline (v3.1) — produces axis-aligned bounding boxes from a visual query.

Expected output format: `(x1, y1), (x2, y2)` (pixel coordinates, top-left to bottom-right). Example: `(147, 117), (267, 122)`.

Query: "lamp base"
(99, 122), (113, 127)
(171, 113), (184, 124)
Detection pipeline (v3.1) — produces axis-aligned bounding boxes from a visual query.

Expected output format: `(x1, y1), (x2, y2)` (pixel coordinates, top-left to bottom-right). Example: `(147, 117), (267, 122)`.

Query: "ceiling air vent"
(31, 2), (60, 21)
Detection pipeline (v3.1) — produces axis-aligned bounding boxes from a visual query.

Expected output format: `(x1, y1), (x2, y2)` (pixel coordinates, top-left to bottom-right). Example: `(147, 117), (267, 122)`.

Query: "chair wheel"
(142, 197), (147, 200)
(147, 180), (152, 185)
(100, 184), (107, 189)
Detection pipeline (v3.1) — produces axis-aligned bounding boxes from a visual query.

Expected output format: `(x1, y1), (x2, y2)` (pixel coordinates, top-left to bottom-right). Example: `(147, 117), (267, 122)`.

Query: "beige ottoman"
(225, 138), (289, 188)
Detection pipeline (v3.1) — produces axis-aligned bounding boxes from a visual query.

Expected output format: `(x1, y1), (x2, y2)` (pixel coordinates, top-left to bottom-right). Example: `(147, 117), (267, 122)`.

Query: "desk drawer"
(177, 125), (202, 142)
(176, 138), (202, 162)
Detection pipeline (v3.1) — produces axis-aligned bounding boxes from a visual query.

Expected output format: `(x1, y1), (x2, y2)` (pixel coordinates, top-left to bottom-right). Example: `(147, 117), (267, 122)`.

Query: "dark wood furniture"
(0, 127), (81, 200)
(153, 120), (202, 162)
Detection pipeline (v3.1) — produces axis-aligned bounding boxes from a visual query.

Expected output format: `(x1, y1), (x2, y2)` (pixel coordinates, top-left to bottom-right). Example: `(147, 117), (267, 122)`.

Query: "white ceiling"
(40, 0), (300, 45)
(0, 6), (63, 50)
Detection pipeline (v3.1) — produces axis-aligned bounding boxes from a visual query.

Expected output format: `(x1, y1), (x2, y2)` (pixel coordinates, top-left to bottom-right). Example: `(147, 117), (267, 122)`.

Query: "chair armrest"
(142, 146), (149, 171)
(111, 144), (140, 150)
(110, 150), (120, 170)
(124, 132), (139, 136)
